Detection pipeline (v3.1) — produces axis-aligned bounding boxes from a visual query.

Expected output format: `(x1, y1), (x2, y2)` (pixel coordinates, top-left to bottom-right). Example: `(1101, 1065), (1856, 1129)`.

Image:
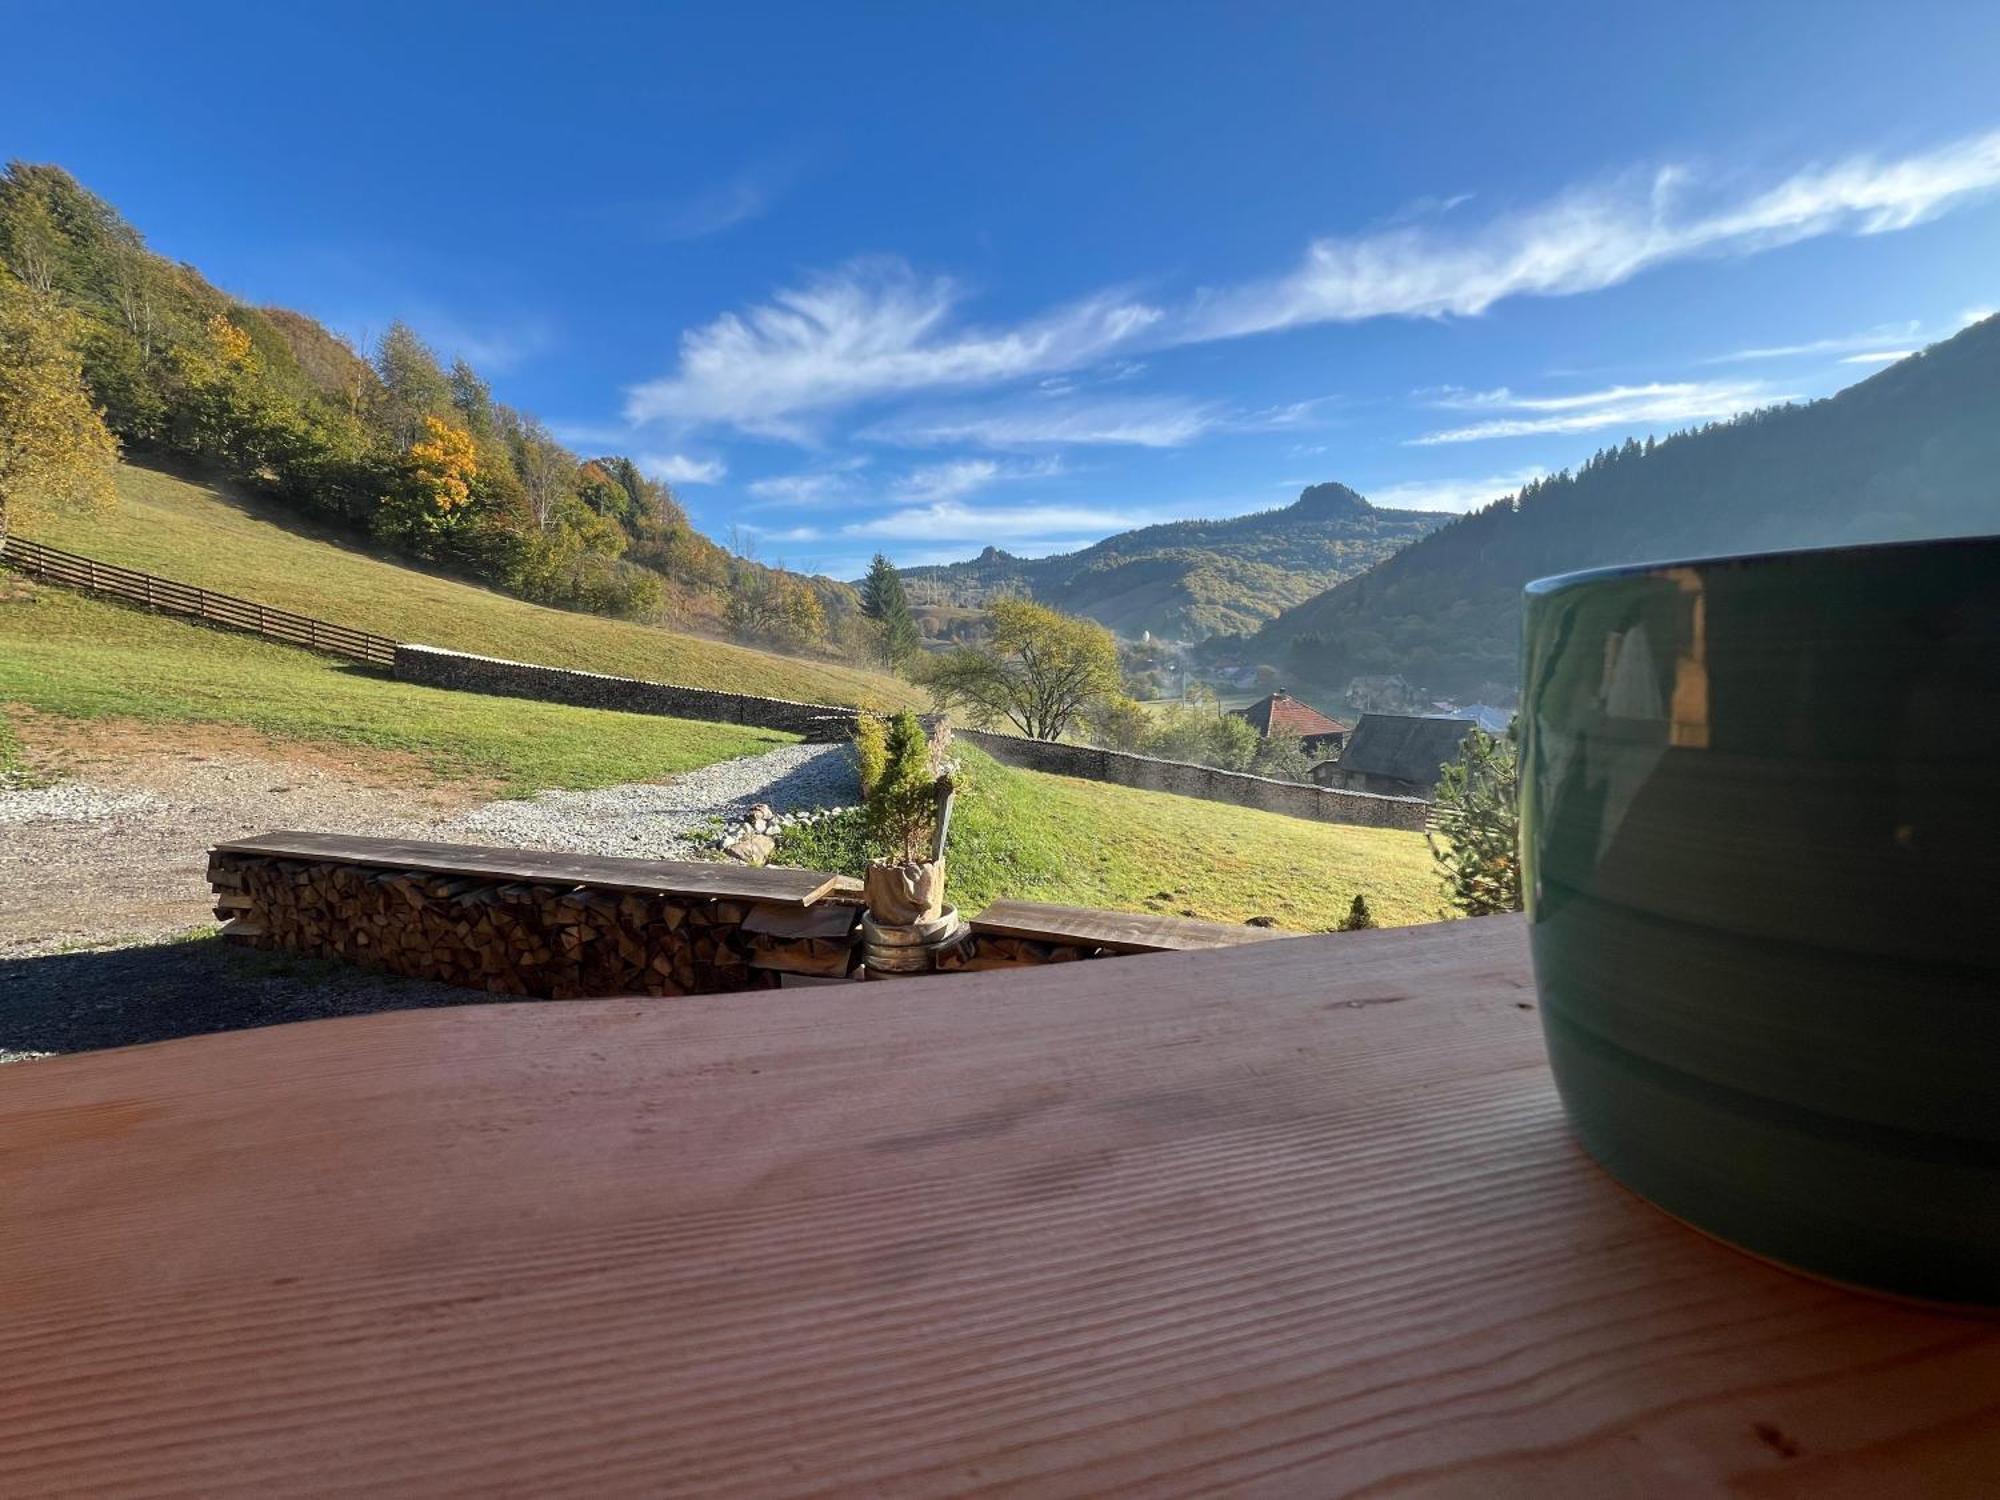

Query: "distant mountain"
(1235, 317), (2000, 702)
(895, 483), (1443, 640)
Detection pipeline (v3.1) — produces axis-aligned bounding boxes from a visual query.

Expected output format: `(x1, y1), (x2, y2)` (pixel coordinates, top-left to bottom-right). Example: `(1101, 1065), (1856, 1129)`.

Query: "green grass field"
(0, 586), (791, 795)
(28, 462), (918, 708)
(777, 744), (1444, 931)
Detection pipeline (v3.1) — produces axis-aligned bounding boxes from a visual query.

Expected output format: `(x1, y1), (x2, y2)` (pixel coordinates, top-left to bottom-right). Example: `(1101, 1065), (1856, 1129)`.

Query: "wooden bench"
(968, 897), (1291, 952)
(5, 914), (1991, 1494)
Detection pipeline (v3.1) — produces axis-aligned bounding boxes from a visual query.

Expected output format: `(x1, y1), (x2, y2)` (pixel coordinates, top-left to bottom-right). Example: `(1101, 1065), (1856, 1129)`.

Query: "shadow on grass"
(0, 939), (491, 1062)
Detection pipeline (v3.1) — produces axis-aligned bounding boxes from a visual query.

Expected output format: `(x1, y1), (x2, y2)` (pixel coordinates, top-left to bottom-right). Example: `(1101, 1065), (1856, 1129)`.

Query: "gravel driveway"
(442, 742), (857, 860)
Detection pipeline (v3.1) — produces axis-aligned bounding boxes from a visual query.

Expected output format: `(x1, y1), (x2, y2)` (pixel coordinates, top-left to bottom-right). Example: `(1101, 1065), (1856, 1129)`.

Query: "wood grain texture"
(211, 830), (844, 905)
(969, 898), (1289, 953)
(3, 916), (1996, 1497)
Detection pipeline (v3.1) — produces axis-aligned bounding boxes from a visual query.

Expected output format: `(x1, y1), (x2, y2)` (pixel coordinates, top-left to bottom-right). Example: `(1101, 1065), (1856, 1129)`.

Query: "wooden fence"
(0, 535), (397, 669)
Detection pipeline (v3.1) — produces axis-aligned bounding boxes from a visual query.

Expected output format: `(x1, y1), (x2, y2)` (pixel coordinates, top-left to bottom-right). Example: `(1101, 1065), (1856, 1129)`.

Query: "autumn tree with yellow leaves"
(0, 269), (117, 544)
(372, 413), (486, 561)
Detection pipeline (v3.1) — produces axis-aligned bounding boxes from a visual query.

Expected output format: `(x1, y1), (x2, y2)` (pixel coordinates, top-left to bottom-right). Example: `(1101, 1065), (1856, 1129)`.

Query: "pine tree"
(1427, 726), (1523, 916)
(860, 552), (920, 667)
(862, 710), (940, 862)
(1337, 895), (1378, 931)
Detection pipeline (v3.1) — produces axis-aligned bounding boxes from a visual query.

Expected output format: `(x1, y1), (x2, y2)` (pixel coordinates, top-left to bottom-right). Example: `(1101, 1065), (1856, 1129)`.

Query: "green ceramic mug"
(1520, 536), (2000, 1304)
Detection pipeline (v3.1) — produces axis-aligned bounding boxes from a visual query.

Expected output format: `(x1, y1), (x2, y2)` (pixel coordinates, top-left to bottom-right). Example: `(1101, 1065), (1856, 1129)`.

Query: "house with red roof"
(1230, 690), (1351, 757)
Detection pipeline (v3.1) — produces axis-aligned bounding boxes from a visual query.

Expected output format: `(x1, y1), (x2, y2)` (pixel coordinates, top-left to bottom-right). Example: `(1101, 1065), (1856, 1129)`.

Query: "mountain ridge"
(893, 481), (1442, 640)
(1232, 317), (2000, 700)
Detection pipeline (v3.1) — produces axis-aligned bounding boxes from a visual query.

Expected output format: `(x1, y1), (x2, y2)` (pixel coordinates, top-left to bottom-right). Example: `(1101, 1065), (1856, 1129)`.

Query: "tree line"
(0, 162), (846, 653)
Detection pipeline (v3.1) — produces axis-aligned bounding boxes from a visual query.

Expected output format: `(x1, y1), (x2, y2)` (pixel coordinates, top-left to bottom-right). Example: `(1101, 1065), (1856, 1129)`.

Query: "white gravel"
(436, 741), (861, 860)
(0, 782), (164, 825)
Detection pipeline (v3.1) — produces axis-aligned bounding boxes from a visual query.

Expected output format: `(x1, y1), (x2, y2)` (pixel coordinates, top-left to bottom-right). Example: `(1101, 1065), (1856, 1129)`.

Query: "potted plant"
(854, 711), (964, 974)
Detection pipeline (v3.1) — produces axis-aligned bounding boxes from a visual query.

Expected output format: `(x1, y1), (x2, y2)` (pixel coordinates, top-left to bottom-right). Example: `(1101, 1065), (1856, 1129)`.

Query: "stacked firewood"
(207, 852), (800, 999)
(740, 902), (864, 979)
(933, 932), (1101, 971)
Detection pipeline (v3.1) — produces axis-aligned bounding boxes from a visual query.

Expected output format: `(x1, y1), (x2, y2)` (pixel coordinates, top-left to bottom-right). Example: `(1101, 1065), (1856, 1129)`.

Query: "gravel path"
(0, 783), (165, 825)
(440, 743), (858, 860)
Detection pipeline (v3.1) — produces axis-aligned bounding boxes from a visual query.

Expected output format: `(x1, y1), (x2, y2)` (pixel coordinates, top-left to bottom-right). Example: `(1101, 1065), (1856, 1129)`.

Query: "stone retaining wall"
(393, 644), (862, 739)
(958, 729), (1430, 831)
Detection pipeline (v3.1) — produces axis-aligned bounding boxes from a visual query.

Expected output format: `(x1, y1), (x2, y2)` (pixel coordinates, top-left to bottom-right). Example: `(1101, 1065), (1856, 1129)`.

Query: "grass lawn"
(27, 462), (919, 709)
(0, 586), (791, 795)
(777, 744), (1446, 931)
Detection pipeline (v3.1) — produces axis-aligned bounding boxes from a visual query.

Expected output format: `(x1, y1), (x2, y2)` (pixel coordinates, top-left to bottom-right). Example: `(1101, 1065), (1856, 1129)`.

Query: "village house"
(1230, 689), (1351, 757)
(1311, 713), (1476, 798)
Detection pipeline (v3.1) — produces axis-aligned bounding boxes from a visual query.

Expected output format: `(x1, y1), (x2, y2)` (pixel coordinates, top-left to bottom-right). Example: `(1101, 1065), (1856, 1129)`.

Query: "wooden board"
(4, 916), (1997, 1496)
(970, 896), (1293, 952)
(740, 900), (864, 941)
(210, 830), (845, 906)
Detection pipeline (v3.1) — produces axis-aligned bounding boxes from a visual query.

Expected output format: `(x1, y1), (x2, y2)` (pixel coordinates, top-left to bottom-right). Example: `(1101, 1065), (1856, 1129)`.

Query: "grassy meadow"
(0, 586), (791, 795)
(28, 462), (920, 709)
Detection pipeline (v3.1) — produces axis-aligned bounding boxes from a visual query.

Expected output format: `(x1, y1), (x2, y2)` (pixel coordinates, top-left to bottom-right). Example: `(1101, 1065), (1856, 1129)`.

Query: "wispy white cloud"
(1837, 350), (1917, 365)
(1246, 395), (1341, 429)
(639, 452), (726, 485)
(864, 394), (1221, 449)
(742, 455), (871, 505)
(1410, 379), (1789, 444)
(1364, 466), (1550, 511)
(628, 129), (2000, 440)
(891, 456), (1063, 503)
(657, 179), (771, 241)
(625, 257), (1161, 439)
(1700, 321), (1923, 364)
(841, 499), (1160, 541)
(746, 470), (855, 504)
(1189, 130), (2000, 341)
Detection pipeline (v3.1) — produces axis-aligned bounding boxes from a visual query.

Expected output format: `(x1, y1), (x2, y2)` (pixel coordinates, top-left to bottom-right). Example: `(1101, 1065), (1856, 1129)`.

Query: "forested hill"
(895, 482), (1442, 640)
(0, 163), (854, 655)
(1235, 317), (2000, 702)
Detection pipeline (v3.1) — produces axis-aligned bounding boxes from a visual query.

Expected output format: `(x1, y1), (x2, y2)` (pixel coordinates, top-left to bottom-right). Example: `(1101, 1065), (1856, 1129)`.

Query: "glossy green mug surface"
(1520, 536), (2000, 1304)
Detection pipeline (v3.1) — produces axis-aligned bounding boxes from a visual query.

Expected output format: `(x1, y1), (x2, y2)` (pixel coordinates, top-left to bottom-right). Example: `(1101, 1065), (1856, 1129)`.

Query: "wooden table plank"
(970, 897), (1292, 952)
(3, 916), (1995, 1496)
(211, 830), (844, 906)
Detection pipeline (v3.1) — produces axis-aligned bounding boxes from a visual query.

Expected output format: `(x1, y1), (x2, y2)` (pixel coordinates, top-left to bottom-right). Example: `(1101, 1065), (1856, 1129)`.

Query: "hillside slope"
(1241, 318), (2000, 699)
(0, 587), (791, 795)
(897, 482), (1442, 639)
(32, 463), (919, 708)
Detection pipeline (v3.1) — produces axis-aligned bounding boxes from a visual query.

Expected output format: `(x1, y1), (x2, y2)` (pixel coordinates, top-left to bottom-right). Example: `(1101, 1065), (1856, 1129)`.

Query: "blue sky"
(9, 1), (2000, 578)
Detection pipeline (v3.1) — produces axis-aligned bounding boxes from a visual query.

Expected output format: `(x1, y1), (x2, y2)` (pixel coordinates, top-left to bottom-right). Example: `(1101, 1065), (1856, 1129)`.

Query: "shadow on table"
(0, 939), (486, 1062)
